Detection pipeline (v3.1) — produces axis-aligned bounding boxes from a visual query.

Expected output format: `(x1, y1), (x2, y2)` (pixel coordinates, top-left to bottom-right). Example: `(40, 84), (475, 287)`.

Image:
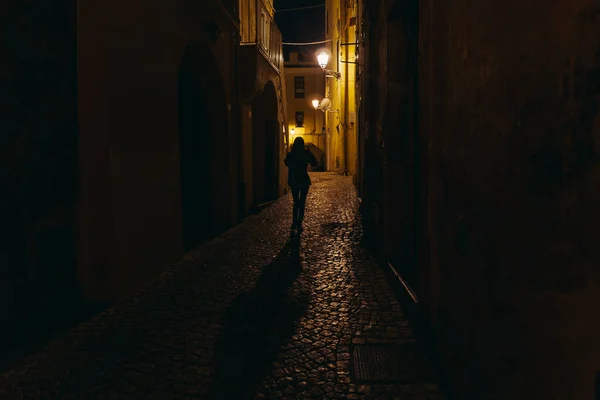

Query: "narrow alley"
(0, 174), (442, 400)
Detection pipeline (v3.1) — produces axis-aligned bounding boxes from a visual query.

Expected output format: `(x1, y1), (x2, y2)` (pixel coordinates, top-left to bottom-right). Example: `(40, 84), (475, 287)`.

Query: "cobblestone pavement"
(0, 173), (443, 399)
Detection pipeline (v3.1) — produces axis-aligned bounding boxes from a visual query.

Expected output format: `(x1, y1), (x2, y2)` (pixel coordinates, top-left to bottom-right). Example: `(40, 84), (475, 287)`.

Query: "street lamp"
(317, 52), (329, 69)
(312, 99), (319, 133)
(316, 51), (341, 79)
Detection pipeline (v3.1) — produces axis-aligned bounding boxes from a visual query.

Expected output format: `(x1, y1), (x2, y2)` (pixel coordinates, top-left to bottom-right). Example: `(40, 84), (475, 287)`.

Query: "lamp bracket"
(323, 69), (341, 79)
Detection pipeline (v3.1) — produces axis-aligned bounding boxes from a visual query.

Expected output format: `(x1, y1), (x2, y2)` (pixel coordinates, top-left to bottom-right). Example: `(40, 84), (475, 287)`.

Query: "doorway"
(252, 80), (280, 205)
(178, 43), (231, 251)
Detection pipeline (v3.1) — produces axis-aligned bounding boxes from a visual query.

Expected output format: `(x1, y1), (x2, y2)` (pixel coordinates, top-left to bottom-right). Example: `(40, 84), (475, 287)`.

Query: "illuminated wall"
(324, 0), (358, 174)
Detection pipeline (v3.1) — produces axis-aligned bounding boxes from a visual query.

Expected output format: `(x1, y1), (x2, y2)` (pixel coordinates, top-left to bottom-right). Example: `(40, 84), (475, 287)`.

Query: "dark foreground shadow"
(211, 235), (307, 399)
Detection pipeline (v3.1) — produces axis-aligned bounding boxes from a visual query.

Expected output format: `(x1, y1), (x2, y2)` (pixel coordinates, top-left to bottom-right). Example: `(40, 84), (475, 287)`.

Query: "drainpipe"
(325, 64), (330, 170)
(343, 9), (349, 175)
(234, 30), (244, 222)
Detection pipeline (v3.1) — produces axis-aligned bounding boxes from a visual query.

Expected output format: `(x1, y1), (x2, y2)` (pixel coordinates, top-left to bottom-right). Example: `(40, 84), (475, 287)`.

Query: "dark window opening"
(295, 111), (304, 127)
(294, 76), (305, 98)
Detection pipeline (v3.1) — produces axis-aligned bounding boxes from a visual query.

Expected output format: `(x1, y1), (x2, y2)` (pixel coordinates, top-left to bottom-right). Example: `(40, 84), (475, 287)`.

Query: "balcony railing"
(266, 22), (283, 70)
(240, 0), (283, 71)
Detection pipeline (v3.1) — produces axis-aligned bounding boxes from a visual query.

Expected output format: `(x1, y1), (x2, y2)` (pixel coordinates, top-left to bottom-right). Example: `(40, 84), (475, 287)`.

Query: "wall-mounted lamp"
(316, 51), (341, 79)
(317, 52), (329, 68)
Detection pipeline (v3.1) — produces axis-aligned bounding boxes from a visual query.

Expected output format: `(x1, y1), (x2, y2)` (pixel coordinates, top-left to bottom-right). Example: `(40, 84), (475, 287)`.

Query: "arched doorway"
(178, 43), (231, 251)
(251, 80), (280, 205)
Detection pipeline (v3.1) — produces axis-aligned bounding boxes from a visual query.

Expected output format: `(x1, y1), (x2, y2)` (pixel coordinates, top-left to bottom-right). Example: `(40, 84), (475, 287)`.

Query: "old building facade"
(239, 0), (288, 209)
(1, 0), (287, 351)
(356, 0), (600, 399)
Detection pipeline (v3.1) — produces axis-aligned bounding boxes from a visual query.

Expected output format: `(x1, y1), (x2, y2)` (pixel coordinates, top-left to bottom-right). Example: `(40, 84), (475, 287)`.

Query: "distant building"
(284, 51), (326, 169)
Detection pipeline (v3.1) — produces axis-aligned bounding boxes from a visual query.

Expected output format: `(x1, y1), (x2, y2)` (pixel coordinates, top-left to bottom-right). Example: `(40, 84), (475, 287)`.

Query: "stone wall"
(358, 0), (600, 398)
(76, 0), (244, 301)
(0, 0), (245, 349)
(422, 0), (600, 398)
(0, 0), (80, 338)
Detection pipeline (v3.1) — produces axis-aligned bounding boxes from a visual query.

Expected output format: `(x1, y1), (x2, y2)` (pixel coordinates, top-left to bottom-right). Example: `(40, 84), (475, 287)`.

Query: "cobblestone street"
(0, 173), (443, 399)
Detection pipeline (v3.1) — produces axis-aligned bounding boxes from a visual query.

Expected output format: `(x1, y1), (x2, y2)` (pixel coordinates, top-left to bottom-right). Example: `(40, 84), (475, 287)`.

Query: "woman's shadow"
(211, 234), (307, 399)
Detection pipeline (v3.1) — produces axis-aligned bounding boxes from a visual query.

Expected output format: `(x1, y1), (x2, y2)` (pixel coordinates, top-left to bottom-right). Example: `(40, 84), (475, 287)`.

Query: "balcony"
(239, 0), (283, 99)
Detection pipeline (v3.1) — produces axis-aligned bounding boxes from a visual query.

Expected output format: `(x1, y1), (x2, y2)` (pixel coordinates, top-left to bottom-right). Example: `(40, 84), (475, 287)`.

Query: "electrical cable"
(276, 4), (324, 13)
(282, 39), (332, 45)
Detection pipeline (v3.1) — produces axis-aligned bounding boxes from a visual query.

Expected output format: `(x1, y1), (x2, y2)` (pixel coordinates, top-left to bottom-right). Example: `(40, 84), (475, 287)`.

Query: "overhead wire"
(276, 4), (325, 13)
(282, 39), (332, 46)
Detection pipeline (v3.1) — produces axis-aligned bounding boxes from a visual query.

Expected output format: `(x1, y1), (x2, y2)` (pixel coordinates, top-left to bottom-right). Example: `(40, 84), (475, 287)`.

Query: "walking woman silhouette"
(284, 137), (318, 233)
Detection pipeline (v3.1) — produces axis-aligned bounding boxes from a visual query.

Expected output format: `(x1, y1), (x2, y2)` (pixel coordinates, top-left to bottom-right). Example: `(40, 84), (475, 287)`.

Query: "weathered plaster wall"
(325, 0), (345, 173)
(358, 0), (600, 397)
(77, 0), (240, 300)
(420, 0), (600, 398)
(343, 16), (358, 177)
(241, 104), (255, 211)
(357, 0), (388, 259)
(0, 0), (80, 334)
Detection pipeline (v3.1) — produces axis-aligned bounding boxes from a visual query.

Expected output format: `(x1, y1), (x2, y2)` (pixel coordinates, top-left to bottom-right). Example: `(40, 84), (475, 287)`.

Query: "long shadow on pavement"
(211, 234), (308, 399)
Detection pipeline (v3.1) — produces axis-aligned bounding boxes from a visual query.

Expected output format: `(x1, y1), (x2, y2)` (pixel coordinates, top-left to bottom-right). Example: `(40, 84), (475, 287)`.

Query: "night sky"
(274, 0), (325, 58)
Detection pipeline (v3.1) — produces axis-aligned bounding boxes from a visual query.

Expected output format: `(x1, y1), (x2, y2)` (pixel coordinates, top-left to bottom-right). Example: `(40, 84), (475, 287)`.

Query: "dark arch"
(178, 43), (231, 251)
(251, 80), (280, 205)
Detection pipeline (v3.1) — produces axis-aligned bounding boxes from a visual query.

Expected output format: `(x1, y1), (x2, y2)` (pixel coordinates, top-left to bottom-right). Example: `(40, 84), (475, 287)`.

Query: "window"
(294, 76), (305, 98)
(295, 111), (304, 127)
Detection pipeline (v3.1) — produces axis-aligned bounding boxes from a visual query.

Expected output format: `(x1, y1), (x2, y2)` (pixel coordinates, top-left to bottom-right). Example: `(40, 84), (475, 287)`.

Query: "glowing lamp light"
(312, 99), (320, 109)
(317, 52), (329, 69)
(291, 128), (295, 135)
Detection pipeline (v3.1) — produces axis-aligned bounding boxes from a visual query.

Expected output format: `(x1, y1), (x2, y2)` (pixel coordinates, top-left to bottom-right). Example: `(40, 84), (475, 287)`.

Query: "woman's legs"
(290, 186), (301, 228)
(297, 185), (309, 229)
